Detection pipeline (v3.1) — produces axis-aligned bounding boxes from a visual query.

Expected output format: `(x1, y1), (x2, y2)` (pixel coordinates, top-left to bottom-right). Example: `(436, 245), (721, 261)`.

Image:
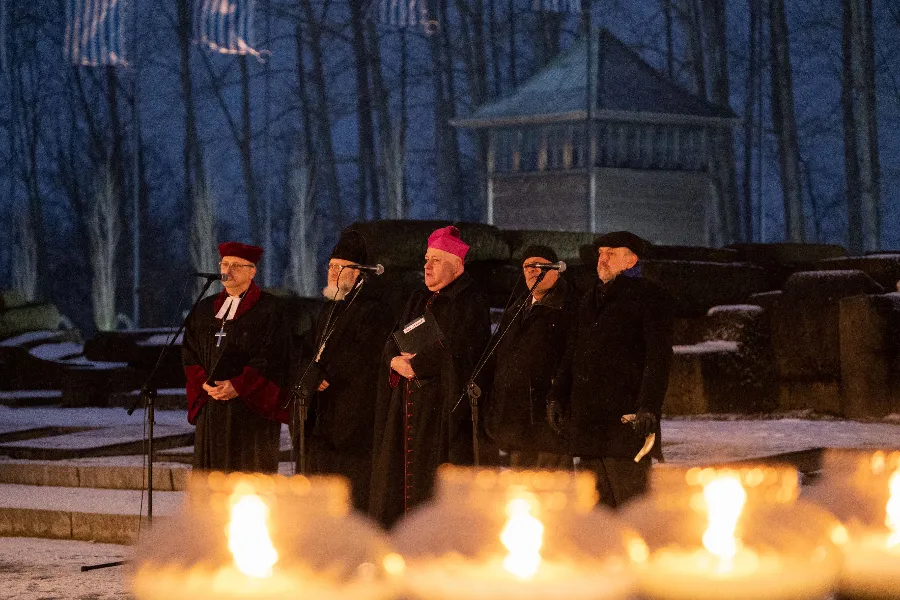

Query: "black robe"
(369, 272), (491, 528)
(485, 277), (574, 455)
(182, 282), (289, 473)
(299, 282), (395, 511)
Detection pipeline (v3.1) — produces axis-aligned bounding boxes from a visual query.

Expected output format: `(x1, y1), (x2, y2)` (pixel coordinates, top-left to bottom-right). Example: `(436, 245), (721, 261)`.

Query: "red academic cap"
(218, 242), (263, 264)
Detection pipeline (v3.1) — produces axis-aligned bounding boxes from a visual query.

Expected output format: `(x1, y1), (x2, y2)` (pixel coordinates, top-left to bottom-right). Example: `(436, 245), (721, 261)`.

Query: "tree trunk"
(177, 0), (208, 264)
(847, 0), (881, 251)
(842, 0), (862, 253)
(769, 0), (805, 242)
(238, 56), (261, 247)
(741, 0), (760, 242)
(431, 0), (464, 219)
(705, 0), (740, 243)
(349, 0), (380, 220)
(300, 0), (343, 227)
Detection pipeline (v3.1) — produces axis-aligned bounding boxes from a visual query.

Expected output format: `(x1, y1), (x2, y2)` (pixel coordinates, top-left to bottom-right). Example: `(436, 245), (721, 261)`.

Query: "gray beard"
(321, 284), (349, 301)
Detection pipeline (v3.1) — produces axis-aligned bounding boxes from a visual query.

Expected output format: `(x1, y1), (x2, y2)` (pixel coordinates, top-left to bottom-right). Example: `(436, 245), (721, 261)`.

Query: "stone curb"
(0, 462), (190, 491)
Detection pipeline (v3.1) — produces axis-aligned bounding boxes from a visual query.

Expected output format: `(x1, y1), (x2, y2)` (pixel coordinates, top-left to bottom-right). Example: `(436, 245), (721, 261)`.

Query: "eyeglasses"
(327, 263), (359, 272)
(219, 261), (255, 270)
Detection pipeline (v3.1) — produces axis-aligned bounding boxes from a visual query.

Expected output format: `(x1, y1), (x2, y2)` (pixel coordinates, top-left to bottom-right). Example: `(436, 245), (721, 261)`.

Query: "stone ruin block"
(726, 242), (848, 290)
(770, 270), (883, 415)
(0, 301), (64, 340)
(839, 293), (900, 418)
(348, 220), (510, 269)
(0, 330), (81, 390)
(642, 260), (769, 318)
(664, 304), (777, 415)
(814, 255), (900, 292)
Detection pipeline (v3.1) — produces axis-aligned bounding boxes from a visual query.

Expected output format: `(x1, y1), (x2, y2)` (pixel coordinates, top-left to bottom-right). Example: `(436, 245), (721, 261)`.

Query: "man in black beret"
(294, 230), (394, 511)
(485, 244), (575, 469)
(548, 231), (673, 508)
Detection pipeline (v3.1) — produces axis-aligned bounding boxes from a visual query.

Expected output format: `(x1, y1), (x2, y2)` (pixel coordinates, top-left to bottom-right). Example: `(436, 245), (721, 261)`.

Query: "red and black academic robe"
(299, 283), (396, 512)
(369, 272), (491, 528)
(182, 282), (290, 473)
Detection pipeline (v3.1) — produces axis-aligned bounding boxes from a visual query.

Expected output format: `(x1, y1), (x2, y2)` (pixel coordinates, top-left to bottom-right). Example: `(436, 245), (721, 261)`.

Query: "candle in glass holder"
(131, 472), (401, 600)
(393, 466), (646, 600)
(808, 449), (900, 599)
(622, 465), (842, 600)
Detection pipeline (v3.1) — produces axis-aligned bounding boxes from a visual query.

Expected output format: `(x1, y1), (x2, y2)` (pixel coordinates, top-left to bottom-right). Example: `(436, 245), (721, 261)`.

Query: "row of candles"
(131, 449), (899, 600)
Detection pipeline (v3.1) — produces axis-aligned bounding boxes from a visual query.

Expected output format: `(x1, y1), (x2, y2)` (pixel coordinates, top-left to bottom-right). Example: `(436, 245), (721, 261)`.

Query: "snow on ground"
(0, 537), (131, 599)
(0, 406), (188, 429)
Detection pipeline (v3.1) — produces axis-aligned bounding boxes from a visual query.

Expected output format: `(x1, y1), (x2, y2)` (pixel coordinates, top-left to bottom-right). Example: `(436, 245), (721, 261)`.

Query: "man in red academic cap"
(182, 242), (289, 473)
(369, 226), (491, 527)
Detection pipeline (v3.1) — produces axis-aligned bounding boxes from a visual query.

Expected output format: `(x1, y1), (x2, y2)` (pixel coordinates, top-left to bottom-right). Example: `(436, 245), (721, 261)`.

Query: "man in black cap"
(485, 244), (574, 469)
(548, 231), (673, 508)
(294, 230), (394, 511)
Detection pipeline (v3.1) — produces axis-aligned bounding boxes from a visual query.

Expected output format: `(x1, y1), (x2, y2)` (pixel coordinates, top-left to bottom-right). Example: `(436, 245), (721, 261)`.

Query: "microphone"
(530, 261), (566, 273)
(193, 272), (229, 281)
(347, 263), (385, 275)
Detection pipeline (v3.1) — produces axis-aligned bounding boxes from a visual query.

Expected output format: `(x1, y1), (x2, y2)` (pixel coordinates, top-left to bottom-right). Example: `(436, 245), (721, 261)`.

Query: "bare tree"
(349, 0), (381, 220)
(769, 0), (805, 242)
(88, 161), (121, 331)
(842, 0), (881, 253)
(11, 203), (38, 302)
(189, 169), (218, 298)
(297, 0), (343, 227)
(285, 156), (320, 297)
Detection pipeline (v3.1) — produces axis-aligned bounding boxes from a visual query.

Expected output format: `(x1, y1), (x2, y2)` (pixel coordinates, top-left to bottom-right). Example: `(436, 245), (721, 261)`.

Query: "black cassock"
(369, 272), (491, 528)
(299, 283), (395, 511)
(182, 282), (289, 473)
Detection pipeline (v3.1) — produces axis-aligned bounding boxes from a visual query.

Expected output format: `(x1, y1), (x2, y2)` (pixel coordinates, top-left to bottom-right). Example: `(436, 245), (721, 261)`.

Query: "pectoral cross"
(215, 321), (227, 348)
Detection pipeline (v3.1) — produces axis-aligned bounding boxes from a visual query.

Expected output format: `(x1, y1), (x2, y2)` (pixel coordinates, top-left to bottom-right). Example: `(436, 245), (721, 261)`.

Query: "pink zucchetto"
(427, 226), (469, 260)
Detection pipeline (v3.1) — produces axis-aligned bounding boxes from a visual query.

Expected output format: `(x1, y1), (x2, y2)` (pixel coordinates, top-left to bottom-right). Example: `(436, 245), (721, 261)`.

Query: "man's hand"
(317, 380), (330, 392)
(546, 400), (564, 434)
(632, 411), (658, 437)
(203, 380), (239, 401)
(390, 352), (417, 379)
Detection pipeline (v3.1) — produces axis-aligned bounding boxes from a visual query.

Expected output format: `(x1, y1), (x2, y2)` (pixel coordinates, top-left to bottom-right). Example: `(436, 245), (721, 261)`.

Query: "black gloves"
(546, 400), (564, 434)
(631, 411), (658, 437)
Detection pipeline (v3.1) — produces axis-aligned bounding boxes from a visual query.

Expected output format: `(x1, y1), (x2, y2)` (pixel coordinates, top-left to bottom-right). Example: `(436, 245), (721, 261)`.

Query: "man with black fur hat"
(548, 231), (673, 508)
(295, 230), (394, 511)
(183, 242), (290, 473)
(485, 244), (574, 469)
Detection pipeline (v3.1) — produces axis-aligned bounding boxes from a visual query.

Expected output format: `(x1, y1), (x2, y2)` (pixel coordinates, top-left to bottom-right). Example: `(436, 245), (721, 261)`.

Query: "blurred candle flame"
(227, 485), (279, 578)
(701, 475), (747, 572)
(500, 496), (544, 579)
(887, 469), (899, 548)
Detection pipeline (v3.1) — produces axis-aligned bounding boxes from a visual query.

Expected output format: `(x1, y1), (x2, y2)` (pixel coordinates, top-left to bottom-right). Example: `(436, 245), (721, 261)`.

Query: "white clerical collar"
(215, 295), (242, 320)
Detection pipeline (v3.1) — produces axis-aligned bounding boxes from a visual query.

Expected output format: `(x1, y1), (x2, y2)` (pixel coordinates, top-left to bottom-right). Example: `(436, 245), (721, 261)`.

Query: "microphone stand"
(291, 271), (367, 474)
(81, 275), (219, 572)
(457, 271), (548, 466)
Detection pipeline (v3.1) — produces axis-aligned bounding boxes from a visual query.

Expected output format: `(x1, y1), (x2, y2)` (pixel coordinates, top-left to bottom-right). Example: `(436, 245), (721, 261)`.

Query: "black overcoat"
(549, 275), (674, 459)
(298, 283), (395, 509)
(484, 278), (573, 454)
(369, 272), (491, 527)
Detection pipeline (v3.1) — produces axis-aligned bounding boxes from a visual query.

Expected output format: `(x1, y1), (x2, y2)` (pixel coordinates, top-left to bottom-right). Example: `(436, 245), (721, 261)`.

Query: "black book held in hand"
(392, 312), (445, 355)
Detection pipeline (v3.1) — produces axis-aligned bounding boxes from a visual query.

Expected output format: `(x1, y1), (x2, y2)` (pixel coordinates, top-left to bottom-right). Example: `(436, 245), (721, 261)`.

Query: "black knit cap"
(330, 230), (368, 264)
(592, 231), (650, 259)
(520, 244), (558, 264)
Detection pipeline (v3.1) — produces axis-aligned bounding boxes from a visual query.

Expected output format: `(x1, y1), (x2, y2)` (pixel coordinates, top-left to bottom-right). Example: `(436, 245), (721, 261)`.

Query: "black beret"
(330, 230), (368, 264)
(520, 244), (558, 264)
(592, 231), (650, 259)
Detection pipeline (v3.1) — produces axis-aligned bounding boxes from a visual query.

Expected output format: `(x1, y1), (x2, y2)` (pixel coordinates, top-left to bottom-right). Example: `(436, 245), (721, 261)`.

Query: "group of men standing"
(182, 226), (673, 527)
